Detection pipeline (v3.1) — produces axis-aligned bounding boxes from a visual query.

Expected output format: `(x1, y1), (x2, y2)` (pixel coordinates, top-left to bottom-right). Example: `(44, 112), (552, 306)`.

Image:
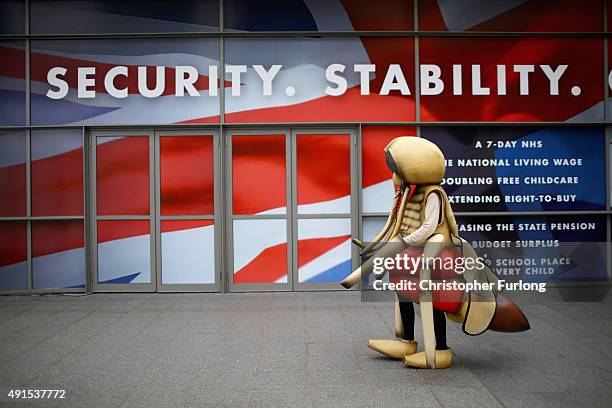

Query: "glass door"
(226, 128), (357, 292)
(91, 130), (155, 292)
(227, 130), (292, 291)
(91, 129), (220, 292)
(292, 129), (357, 290)
(155, 130), (220, 292)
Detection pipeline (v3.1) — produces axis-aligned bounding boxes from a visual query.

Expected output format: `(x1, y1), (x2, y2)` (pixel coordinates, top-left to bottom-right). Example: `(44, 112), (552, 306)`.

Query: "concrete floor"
(0, 290), (611, 408)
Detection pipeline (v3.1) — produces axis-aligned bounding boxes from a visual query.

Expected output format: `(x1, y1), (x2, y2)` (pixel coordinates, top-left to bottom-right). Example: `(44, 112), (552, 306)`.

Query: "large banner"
(423, 127), (606, 212)
(456, 215), (608, 283)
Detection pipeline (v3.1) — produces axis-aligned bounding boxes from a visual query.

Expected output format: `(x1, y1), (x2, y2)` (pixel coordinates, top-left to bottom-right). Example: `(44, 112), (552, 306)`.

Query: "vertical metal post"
(154, 132), (162, 290)
(219, 0), (227, 293)
(350, 127), (359, 288)
(84, 127), (92, 293)
(219, 129), (227, 294)
(26, 129), (32, 292)
(605, 0), (611, 280)
(25, 0), (32, 293)
(90, 133), (98, 291)
(149, 134), (156, 289)
(212, 129), (223, 292)
(414, 0), (421, 138)
(356, 123), (363, 261)
(288, 131), (295, 290)
(224, 131), (232, 293)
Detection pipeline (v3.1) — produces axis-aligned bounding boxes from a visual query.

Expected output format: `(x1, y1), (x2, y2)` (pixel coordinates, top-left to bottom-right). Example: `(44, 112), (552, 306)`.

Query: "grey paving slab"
(0, 291), (611, 408)
(431, 385), (502, 408)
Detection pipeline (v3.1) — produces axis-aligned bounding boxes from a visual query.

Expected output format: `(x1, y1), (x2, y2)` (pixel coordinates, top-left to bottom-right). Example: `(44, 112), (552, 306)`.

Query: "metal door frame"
(154, 129), (222, 292)
(90, 129), (156, 292)
(291, 128), (359, 291)
(90, 129), (223, 293)
(225, 127), (358, 292)
(226, 128), (293, 292)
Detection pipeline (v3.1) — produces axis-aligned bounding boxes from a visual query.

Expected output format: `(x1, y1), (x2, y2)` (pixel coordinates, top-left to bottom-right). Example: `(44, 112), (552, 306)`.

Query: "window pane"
(297, 134), (350, 214)
(31, 0), (219, 34)
(0, 131), (26, 217)
(30, 38), (220, 125)
(419, 37), (603, 122)
(297, 218), (351, 283)
(233, 219), (287, 284)
(232, 135), (286, 215)
(161, 220), (215, 284)
(422, 126), (606, 212)
(97, 220), (151, 284)
(32, 221), (85, 289)
(361, 216), (389, 287)
(420, 0), (602, 32)
(224, 37), (414, 123)
(160, 136), (214, 215)
(362, 126), (415, 213)
(0, 221), (27, 291)
(362, 217), (387, 242)
(96, 136), (150, 216)
(224, 0), (413, 31)
(0, 41), (25, 126)
(0, 1), (24, 34)
(31, 129), (84, 216)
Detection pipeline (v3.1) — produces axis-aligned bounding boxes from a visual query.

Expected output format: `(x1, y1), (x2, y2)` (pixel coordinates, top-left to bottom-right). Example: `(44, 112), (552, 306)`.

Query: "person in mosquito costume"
(341, 136), (529, 369)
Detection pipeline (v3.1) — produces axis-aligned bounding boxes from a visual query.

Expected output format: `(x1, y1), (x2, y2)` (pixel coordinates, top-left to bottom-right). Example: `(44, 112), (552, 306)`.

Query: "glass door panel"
(159, 135), (214, 216)
(228, 131), (291, 291)
(293, 130), (355, 289)
(92, 131), (155, 291)
(96, 136), (150, 216)
(156, 131), (219, 291)
(296, 133), (351, 214)
(232, 134), (287, 215)
(233, 219), (288, 284)
(227, 128), (356, 291)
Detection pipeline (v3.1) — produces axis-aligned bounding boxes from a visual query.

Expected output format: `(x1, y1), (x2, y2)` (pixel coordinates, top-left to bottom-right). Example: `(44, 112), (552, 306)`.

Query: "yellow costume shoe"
(403, 348), (453, 369)
(367, 339), (418, 360)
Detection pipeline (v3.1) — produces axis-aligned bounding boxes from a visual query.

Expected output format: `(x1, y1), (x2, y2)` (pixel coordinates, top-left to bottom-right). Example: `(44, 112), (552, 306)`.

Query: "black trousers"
(397, 295), (448, 350)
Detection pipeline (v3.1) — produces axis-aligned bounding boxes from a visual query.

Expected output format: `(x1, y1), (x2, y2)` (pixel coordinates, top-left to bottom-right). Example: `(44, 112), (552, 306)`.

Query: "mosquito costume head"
(384, 137), (445, 185)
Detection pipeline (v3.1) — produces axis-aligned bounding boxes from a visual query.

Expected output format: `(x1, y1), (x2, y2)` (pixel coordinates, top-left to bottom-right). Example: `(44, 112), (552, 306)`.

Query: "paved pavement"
(0, 290), (611, 407)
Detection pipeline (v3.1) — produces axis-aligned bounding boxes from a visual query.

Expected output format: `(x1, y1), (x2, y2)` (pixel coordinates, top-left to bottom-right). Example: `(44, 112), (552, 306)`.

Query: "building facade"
(0, 0), (610, 293)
